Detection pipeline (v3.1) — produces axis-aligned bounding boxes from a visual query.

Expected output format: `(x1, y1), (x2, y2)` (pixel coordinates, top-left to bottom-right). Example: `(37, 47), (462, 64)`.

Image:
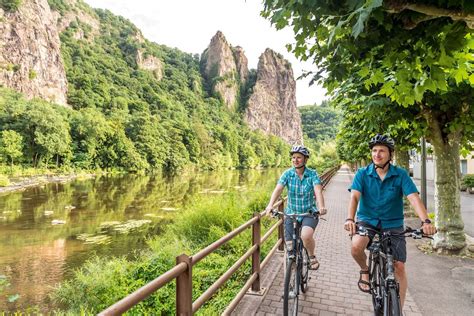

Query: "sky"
(83, 0), (327, 106)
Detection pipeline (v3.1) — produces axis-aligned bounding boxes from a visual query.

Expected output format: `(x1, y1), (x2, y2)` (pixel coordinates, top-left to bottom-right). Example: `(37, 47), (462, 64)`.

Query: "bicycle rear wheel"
(370, 255), (384, 316)
(283, 259), (299, 316)
(300, 247), (310, 293)
(385, 286), (401, 316)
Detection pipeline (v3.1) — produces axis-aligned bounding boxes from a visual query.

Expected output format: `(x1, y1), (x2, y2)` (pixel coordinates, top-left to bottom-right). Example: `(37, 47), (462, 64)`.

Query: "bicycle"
(356, 225), (432, 316)
(271, 209), (320, 316)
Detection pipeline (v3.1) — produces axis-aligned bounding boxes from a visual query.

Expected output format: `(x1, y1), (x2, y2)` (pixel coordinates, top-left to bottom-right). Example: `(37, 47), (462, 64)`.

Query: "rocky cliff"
(0, 0), (68, 106)
(245, 49), (303, 145)
(201, 32), (303, 144)
(200, 31), (241, 110)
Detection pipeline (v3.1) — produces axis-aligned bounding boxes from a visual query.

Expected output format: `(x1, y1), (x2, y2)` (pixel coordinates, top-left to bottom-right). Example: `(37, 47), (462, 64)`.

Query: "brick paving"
(239, 167), (423, 316)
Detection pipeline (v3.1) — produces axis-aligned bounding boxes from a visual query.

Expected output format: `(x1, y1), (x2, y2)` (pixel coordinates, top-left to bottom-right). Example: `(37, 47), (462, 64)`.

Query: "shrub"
(462, 174), (474, 188)
(0, 0), (22, 12)
(28, 69), (37, 79)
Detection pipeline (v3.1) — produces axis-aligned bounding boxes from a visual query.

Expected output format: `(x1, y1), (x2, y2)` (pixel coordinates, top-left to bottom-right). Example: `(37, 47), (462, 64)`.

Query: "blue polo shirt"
(278, 167), (321, 214)
(349, 163), (418, 228)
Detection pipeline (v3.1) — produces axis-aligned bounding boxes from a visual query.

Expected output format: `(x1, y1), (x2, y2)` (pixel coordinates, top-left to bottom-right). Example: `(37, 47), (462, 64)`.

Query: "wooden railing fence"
(99, 165), (339, 315)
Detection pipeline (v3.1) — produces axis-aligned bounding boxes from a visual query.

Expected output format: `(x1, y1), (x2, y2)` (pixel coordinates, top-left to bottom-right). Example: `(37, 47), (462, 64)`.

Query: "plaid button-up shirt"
(278, 167), (321, 214)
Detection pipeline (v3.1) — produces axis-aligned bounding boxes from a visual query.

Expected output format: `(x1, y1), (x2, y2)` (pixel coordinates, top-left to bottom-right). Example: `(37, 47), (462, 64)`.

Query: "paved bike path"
(236, 167), (422, 316)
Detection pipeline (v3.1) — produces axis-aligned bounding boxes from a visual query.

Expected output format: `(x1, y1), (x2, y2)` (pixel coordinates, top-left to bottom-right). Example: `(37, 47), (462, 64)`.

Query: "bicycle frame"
(364, 229), (399, 315)
(271, 210), (317, 316)
(358, 226), (427, 316)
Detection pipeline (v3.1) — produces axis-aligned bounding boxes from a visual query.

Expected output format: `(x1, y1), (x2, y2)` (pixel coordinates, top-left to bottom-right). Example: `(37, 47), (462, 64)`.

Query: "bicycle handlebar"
(270, 209), (322, 220)
(356, 225), (433, 240)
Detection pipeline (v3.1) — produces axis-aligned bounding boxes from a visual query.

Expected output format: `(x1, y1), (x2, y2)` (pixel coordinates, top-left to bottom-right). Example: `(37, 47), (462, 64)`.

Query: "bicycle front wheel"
(283, 259), (299, 316)
(370, 255), (384, 316)
(300, 247), (310, 293)
(385, 286), (402, 316)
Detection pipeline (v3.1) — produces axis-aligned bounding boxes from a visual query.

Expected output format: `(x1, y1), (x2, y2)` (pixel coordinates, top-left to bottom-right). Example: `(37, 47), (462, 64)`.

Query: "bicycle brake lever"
(412, 233), (422, 239)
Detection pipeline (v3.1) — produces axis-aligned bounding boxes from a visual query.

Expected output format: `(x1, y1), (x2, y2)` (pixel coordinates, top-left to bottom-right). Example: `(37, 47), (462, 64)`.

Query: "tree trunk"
(395, 150), (414, 217)
(431, 136), (466, 252)
(394, 150), (409, 171)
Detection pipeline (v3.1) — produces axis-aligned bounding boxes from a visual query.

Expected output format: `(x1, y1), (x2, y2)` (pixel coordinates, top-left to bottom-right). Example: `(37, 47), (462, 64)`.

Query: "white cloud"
(84, 0), (327, 105)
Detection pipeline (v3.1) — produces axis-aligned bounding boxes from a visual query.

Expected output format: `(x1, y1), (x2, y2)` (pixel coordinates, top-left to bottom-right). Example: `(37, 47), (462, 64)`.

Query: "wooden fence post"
(176, 254), (192, 316)
(277, 201), (285, 251)
(251, 212), (261, 292)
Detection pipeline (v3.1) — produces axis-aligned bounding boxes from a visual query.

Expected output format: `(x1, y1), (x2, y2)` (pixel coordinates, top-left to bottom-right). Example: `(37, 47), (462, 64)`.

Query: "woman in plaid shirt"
(265, 145), (327, 270)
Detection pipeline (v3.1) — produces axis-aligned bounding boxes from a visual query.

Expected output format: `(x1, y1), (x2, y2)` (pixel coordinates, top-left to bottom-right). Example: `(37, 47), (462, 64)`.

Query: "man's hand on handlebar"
(421, 222), (436, 235)
(344, 218), (356, 236)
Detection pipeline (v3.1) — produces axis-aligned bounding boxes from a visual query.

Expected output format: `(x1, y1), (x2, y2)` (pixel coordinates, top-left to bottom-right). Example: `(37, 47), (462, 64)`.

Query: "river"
(0, 168), (282, 312)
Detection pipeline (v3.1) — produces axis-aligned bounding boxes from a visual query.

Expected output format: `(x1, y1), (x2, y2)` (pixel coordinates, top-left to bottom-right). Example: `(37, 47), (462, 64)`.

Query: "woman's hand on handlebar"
(265, 206), (274, 217)
(319, 207), (327, 216)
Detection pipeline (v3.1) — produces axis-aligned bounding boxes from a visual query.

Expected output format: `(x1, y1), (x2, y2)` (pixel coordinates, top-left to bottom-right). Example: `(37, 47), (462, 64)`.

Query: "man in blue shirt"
(266, 145), (327, 270)
(344, 134), (436, 309)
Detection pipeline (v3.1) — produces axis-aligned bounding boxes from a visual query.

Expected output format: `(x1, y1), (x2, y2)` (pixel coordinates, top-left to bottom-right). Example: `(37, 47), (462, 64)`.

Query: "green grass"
(0, 174), (10, 186)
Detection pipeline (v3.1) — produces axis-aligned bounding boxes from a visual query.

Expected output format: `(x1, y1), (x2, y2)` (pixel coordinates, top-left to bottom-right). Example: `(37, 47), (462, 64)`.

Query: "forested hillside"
(0, 1), (290, 174)
(298, 101), (341, 172)
(299, 100), (340, 143)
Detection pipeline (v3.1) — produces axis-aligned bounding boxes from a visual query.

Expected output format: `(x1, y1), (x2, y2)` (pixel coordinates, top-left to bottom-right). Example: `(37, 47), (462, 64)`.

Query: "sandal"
(309, 255), (320, 270)
(358, 269), (371, 293)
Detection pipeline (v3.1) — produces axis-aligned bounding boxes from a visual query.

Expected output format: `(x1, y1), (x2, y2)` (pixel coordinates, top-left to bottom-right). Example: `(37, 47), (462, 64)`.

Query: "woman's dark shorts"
(357, 221), (407, 263)
(284, 215), (319, 241)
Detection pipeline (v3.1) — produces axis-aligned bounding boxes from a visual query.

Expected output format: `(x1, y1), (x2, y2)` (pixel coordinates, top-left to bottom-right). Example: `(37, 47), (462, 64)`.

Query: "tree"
(262, 0), (474, 252)
(21, 102), (72, 167)
(0, 130), (23, 168)
(334, 93), (422, 169)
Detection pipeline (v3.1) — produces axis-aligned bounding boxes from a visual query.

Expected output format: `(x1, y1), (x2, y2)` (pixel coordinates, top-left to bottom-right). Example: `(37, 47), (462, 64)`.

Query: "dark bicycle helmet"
(369, 134), (395, 152)
(290, 145), (310, 157)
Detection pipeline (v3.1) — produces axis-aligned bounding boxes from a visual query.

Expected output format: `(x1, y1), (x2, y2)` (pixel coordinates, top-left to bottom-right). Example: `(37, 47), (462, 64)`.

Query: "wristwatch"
(421, 218), (432, 225)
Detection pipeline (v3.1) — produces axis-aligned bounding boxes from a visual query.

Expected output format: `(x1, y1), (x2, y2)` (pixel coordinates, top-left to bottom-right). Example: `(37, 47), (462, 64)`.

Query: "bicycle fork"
(384, 254), (401, 315)
(287, 222), (300, 299)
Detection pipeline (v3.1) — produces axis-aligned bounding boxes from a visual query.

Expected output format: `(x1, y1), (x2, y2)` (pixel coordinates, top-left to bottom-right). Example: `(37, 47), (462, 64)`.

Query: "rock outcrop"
(0, 0), (68, 106)
(232, 46), (249, 86)
(136, 50), (163, 80)
(201, 31), (241, 110)
(53, 0), (100, 40)
(245, 49), (303, 145)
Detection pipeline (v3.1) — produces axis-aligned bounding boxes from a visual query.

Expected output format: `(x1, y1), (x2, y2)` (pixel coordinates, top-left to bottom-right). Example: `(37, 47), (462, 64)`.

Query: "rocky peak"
(244, 48), (303, 144)
(200, 31), (240, 110)
(232, 46), (249, 86)
(0, 0), (68, 106)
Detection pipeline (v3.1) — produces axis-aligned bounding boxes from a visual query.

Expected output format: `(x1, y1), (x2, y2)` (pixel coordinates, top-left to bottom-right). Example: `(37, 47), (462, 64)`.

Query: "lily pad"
(113, 219), (152, 234)
(77, 234), (112, 245)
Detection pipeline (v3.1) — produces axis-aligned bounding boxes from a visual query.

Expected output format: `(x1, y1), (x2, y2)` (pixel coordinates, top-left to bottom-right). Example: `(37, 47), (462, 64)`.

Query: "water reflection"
(0, 168), (281, 312)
